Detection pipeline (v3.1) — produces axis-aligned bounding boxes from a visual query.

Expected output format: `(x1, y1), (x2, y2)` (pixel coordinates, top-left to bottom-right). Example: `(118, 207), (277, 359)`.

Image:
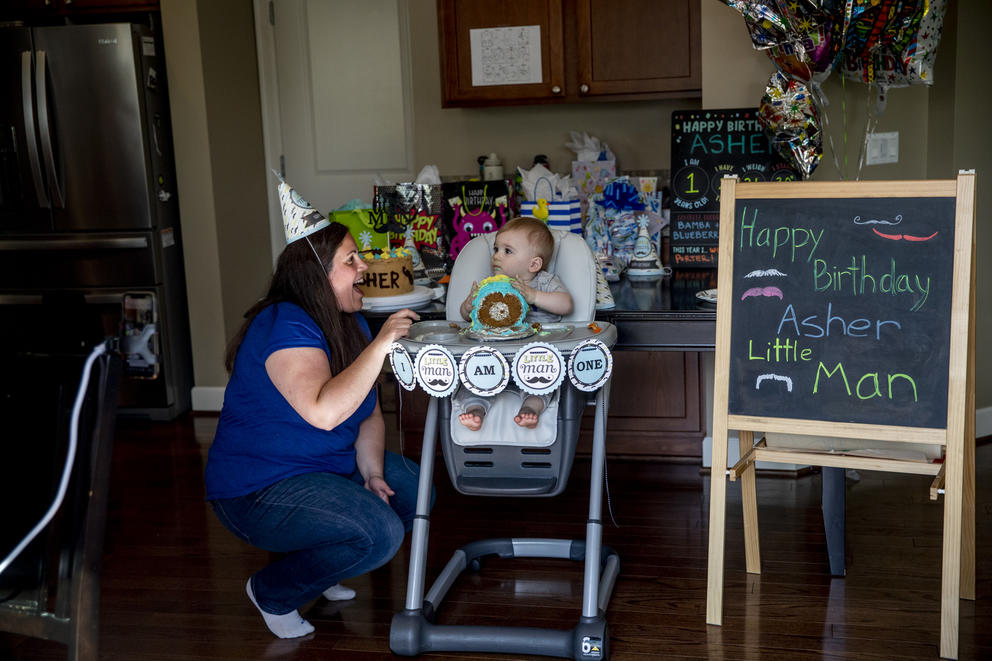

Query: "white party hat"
(277, 176), (330, 244)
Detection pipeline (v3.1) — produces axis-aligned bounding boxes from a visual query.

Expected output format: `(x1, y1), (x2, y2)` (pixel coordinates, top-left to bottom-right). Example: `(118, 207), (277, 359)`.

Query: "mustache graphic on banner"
(426, 378), (450, 387)
(523, 375), (556, 385)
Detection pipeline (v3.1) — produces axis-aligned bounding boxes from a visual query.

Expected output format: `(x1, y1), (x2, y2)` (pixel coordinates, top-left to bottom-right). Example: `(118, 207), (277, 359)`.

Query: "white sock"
(322, 583), (356, 601)
(246, 578), (314, 639)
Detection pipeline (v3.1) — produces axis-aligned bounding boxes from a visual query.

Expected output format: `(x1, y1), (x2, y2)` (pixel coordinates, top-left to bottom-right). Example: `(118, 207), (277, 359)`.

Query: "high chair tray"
(399, 320), (617, 357)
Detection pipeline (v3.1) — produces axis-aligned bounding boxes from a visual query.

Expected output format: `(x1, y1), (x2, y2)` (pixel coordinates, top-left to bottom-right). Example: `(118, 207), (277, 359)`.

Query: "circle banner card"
(511, 342), (565, 396)
(458, 345), (509, 397)
(413, 344), (458, 397)
(567, 339), (613, 392)
(389, 343), (417, 391)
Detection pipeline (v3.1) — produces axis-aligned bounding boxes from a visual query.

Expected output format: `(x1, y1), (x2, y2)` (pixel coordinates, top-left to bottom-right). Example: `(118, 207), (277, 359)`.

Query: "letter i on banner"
(389, 343), (417, 391)
(413, 344), (458, 397)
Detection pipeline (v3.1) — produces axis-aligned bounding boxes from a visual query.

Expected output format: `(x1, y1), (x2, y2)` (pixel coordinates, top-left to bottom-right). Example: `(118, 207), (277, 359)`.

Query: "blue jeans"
(210, 451), (427, 615)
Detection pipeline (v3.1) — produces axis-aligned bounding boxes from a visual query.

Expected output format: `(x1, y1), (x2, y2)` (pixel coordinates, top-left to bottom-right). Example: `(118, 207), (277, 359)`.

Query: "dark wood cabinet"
(399, 350), (704, 460)
(437, 0), (566, 106)
(437, 0), (701, 107)
(0, 0), (157, 18)
(578, 350), (703, 459)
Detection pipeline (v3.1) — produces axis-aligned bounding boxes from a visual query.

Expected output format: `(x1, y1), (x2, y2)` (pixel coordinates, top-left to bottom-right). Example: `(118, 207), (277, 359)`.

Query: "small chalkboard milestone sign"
(706, 174), (977, 660)
(670, 109), (799, 268)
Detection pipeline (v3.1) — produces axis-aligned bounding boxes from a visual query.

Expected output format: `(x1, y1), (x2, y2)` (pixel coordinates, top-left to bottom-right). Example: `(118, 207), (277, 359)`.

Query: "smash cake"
(469, 275), (531, 336)
(360, 247), (414, 297)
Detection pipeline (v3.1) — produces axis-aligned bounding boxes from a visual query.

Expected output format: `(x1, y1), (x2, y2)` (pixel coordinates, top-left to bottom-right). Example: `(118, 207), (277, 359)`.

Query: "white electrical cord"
(0, 341), (107, 577)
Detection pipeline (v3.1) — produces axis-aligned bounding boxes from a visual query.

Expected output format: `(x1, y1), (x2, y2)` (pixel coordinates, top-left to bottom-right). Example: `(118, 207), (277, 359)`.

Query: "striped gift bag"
(519, 198), (583, 234)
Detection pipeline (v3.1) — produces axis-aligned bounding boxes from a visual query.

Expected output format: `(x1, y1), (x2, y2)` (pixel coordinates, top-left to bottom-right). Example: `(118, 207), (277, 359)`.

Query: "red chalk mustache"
(872, 228), (939, 242)
(740, 286), (783, 301)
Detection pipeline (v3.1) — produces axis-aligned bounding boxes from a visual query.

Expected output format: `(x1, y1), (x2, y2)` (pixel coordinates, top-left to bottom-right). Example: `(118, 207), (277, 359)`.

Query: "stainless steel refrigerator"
(0, 22), (192, 420)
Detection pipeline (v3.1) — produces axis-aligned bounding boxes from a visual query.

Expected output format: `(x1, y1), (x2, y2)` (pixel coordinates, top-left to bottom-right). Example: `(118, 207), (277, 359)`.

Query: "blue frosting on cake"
(469, 275), (530, 335)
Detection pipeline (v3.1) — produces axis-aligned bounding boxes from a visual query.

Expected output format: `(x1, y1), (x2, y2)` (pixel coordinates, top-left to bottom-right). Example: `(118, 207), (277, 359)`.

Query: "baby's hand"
(460, 280), (480, 320)
(510, 278), (536, 305)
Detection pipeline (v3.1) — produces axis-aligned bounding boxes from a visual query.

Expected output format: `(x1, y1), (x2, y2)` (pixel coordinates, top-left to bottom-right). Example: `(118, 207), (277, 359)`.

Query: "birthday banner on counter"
(670, 109), (799, 268)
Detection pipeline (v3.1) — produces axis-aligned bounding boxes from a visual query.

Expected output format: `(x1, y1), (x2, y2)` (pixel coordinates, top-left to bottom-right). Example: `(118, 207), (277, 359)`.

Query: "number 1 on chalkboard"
(685, 172), (699, 195)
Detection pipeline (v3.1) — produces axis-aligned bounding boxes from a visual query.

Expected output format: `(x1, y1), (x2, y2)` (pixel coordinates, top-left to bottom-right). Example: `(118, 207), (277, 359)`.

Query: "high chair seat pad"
(451, 390), (560, 447)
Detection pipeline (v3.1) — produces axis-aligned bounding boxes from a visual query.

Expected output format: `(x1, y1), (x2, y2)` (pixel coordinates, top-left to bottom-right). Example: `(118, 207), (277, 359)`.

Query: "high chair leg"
(403, 397), (438, 611)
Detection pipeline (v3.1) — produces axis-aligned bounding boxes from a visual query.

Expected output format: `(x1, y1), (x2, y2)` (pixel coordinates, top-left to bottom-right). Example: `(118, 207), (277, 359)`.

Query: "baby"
(455, 217), (573, 430)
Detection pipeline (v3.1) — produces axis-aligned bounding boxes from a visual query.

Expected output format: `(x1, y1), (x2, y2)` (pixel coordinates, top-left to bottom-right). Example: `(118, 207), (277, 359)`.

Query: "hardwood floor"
(1, 411), (989, 660)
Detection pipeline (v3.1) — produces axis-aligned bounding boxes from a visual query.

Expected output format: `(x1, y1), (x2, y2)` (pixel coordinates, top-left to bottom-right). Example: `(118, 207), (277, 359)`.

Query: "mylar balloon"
(840, 0), (946, 86)
(758, 71), (823, 179)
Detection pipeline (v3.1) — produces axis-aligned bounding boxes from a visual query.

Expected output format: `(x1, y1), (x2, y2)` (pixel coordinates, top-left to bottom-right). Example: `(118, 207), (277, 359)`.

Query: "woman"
(204, 220), (422, 639)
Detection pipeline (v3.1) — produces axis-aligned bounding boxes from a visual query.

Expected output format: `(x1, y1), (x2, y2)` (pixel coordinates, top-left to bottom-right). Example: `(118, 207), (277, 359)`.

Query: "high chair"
(390, 230), (620, 660)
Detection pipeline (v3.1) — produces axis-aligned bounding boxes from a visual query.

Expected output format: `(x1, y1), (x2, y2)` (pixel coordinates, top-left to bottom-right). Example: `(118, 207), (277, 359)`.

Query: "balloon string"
(814, 82), (844, 181)
(856, 83), (881, 181)
(842, 76), (848, 179)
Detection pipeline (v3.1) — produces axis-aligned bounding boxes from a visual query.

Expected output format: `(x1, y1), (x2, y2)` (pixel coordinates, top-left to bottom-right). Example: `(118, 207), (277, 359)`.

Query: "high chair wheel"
(467, 557), (484, 572)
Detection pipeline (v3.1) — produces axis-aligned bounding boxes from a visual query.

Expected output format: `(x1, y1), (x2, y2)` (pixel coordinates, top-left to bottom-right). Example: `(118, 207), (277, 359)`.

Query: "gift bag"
(330, 208), (390, 252)
(373, 183), (448, 279)
(441, 180), (512, 262)
(571, 159), (616, 219)
(518, 176), (582, 233)
(520, 199), (581, 233)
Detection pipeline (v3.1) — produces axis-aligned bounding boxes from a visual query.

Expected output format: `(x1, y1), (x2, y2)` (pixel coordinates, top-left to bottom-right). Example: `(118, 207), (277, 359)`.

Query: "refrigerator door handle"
(35, 50), (64, 209)
(0, 236), (148, 251)
(21, 50), (49, 209)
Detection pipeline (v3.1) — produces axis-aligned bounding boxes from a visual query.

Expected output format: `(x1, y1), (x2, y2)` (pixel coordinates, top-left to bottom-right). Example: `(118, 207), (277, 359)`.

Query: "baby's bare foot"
(514, 407), (539, 429)
(458, 406), (486, 431)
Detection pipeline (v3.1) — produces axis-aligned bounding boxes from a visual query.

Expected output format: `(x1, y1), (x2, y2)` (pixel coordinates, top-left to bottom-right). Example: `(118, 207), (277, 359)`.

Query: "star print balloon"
(758, 71), (823, 179)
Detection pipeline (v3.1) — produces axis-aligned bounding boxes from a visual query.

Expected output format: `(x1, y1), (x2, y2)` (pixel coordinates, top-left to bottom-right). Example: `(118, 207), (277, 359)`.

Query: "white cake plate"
(362, 285), (436, 312)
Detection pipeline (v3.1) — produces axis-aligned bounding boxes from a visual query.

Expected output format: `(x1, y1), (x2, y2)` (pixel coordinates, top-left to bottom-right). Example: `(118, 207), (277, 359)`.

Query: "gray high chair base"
(390, 383), (619, 660)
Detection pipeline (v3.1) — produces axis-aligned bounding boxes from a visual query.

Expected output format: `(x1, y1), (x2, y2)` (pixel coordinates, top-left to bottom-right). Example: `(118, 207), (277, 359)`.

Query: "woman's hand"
(373, 308), (419, 350)
(364, 474), (395, 504)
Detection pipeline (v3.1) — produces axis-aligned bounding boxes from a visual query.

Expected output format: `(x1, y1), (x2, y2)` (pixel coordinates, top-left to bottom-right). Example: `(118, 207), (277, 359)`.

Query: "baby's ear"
(529, 255), (543, 273)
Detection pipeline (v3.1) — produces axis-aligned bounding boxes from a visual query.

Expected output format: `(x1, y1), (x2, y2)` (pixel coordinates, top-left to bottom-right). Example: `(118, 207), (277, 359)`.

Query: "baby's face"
(491, 229), (537, 279)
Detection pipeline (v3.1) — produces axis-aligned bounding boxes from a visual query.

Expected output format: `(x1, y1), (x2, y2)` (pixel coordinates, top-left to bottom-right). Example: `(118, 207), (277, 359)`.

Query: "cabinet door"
(438, 0), (565, 106)
(579, 350), (704, 458)
(575, 0), (700, 98)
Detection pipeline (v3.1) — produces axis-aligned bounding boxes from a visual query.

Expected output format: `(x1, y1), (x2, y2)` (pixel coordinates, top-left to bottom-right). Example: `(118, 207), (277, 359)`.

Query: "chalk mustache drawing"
(755, 373), (793, 392)
(871, 228), (939, 242)
(744, 268), (787, 278)
(740, 286), (783, 301)
(853, 214), (903, 226)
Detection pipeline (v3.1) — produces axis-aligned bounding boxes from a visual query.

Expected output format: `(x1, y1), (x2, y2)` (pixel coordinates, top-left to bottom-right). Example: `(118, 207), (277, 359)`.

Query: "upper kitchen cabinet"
(438, 0), (566, 106)
(437, 0), (701, 107)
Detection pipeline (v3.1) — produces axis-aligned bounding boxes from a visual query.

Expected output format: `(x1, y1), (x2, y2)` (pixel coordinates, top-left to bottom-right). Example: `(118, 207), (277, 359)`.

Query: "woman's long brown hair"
(224, 222), (368, 374)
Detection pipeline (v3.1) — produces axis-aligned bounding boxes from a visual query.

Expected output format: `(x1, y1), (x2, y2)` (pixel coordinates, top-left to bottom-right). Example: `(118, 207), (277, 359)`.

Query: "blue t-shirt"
(204, 302), (376, 500)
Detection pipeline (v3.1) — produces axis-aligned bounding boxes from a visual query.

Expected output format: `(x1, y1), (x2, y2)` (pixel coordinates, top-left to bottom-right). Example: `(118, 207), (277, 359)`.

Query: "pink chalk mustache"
(741, 286), (783, 301)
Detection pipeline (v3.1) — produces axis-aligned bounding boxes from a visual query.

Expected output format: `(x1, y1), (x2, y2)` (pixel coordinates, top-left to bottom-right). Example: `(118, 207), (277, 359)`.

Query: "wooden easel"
(705, 173), (976, 660)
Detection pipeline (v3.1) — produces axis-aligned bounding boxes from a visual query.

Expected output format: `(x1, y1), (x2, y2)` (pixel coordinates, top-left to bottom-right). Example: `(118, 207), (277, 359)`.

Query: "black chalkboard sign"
(670, 109), (799, 268)
(706, 174), (977, 659)
(726, 193), (955, 428)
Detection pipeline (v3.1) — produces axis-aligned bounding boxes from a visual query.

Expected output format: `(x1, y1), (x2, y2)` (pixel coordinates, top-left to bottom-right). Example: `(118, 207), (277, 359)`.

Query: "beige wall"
(167, 0), (990, 417)
(162, 0), (270, 397)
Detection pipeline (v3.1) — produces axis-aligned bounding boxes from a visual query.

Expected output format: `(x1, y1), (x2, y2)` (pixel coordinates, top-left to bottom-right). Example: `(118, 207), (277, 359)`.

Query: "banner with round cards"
(511, 341), (565, 396)
(388, 343), (417, 391)
(567, 338), (613, 392)
(458, 345), (510, 397)
(413, 344), (458, 397)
